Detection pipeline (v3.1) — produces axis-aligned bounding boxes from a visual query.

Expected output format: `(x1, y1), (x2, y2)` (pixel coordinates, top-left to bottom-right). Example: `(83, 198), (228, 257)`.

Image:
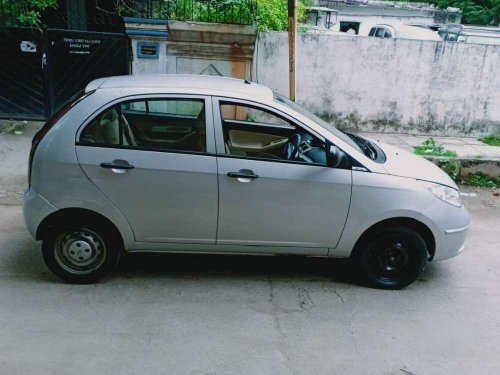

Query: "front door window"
(219, 102), (327, 165)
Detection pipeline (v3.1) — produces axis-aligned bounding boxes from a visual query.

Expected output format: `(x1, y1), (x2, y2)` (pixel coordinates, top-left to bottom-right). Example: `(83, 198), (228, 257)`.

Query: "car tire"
(353, 227), (428, 289)
(41, 216), (122, 284)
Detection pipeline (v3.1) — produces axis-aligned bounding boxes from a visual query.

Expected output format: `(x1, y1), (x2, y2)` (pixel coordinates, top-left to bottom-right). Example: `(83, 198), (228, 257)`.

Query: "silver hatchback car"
(24, 75), (471, 288)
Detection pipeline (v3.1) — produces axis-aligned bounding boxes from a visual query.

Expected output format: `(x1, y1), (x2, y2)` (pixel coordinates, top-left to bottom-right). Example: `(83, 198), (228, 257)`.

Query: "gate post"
(165, 21), (256, 80)
(124, 17), (169, 75)
(66, 0), (87, 30)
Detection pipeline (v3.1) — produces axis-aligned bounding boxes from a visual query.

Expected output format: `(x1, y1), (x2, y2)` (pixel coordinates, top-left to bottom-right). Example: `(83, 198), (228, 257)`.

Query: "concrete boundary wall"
(254, 33), (500, 136)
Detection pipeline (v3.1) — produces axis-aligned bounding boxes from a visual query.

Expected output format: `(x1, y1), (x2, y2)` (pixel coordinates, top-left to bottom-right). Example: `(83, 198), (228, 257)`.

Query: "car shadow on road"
(116, 252), (360, 285)
(4, 236), (442, 288)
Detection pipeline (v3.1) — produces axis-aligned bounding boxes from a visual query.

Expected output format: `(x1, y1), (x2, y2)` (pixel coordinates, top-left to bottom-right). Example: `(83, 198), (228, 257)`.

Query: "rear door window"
(80, 98), (208, 153)
(80, 106), (121, 145)
(122, 99), (206, 151)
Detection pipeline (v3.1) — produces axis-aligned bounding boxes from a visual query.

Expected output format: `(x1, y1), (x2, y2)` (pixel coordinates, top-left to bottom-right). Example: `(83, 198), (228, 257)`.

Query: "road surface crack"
(333, 288), (345, 304)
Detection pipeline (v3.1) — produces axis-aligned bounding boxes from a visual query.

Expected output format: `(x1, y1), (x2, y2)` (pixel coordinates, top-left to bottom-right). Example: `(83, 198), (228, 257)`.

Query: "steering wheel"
(284, 133), (326, 164)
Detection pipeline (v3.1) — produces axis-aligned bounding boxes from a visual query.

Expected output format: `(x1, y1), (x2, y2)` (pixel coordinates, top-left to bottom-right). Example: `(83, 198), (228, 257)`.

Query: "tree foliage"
(431, 0), (500, 25)
(255, 0), (309, 32)
(0, 0), (58, 26)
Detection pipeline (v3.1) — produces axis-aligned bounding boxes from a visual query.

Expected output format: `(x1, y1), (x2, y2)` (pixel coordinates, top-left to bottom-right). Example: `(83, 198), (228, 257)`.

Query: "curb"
(423, 156), (500, 179)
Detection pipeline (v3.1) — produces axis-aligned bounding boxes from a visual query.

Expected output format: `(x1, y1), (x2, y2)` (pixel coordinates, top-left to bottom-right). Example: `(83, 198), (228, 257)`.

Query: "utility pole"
(288, 0), (296, 101)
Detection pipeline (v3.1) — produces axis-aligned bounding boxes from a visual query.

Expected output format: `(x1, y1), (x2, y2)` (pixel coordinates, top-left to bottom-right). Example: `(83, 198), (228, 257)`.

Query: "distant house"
(438, 24), (500, 45)
(318, 0), (461, 35)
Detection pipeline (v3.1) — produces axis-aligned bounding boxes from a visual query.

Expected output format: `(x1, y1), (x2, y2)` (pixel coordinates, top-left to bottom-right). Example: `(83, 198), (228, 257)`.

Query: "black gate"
(45, 29), (129, 115)
(0, 28), (130, 120)
(0, 27), (46, 119)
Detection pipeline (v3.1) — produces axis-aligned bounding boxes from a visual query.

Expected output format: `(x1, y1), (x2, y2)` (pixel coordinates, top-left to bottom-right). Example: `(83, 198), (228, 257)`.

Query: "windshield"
(274, 93), (363, 153)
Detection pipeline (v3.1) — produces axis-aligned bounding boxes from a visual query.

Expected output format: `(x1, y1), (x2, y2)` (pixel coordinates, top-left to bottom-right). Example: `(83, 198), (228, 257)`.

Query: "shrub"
(479, 134), (500, 147)
(414, 138), (458, 157)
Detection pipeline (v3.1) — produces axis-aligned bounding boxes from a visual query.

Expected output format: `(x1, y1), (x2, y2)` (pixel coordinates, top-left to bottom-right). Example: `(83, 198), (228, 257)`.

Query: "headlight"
(419, 180), (462, 208)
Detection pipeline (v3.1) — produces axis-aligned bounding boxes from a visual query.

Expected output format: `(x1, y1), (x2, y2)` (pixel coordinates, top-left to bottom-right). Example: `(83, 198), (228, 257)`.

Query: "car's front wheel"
(41, 217), (122, 283)
(353, 227), (428, 289)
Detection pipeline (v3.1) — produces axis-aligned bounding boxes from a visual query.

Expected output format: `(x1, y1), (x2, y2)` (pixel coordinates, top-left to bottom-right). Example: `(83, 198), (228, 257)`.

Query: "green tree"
(255, 0), (309, 32)
(431, 0), (500, 25)
(0, 0), (57, 26)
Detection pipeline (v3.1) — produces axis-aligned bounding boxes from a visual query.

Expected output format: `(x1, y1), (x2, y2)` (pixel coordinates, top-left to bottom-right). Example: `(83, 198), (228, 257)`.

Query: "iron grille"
(117, 0), (258, 25)
(1, 0), (258, 27)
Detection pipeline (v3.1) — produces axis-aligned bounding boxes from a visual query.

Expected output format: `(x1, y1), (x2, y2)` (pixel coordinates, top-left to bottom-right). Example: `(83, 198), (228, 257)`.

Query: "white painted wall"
(130, 38), (168, 75)
(254, 32), (500, 135)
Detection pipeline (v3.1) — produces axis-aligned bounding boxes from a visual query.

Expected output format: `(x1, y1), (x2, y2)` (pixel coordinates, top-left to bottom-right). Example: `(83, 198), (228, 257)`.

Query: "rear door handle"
(100, 160), (135, 170)
(227, 171), (259, 179)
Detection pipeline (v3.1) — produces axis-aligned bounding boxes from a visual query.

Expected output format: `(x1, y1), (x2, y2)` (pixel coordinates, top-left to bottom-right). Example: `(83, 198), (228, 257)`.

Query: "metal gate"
(0, 28), (130, 120)
(45, 29), (129, 115)
(0, 27), (46, 119)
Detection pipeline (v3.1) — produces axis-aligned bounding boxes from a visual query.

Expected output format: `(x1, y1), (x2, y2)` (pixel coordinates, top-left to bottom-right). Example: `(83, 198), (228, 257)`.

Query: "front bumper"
(23, 188), (57, 239)
(433, 221), (470, 261)
(430, 203), (471, 261)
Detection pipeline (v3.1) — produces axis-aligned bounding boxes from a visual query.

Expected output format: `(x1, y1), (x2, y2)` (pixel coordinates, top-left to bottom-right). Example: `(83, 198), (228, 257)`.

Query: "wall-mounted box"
(137, 42), (160, 59)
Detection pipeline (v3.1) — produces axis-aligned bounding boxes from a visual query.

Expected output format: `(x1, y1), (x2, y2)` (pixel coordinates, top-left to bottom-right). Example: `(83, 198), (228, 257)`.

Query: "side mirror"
(327, 144), (349, 168)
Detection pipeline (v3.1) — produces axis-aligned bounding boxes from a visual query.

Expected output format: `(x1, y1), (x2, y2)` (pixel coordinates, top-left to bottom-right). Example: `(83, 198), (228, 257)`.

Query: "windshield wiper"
(347, 133), (377, 160)
(362, 138), (378, 160)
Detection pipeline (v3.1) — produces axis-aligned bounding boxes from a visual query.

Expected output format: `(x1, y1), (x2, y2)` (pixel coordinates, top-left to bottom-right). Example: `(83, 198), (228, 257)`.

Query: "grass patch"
(479, 134), (500, 147)
(458, 172), (500, 188)
(414, 138), (457, 157)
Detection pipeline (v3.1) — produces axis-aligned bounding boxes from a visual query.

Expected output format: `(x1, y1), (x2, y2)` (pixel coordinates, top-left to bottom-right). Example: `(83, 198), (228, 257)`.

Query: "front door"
(213, 98), (352, 254)
(76, 95), (218, 244)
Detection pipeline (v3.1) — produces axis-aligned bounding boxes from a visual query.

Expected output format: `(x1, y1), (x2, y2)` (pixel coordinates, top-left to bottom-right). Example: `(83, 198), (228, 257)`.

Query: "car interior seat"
(100, 109), (120, 145)
(81, 108), (120, 145)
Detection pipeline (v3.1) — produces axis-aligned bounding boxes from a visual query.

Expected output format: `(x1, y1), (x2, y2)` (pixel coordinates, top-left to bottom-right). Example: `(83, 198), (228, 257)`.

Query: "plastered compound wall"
(254, 32), (500, 136)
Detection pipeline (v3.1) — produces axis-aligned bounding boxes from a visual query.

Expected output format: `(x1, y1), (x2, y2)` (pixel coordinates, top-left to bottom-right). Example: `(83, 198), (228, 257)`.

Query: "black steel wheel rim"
(365, 236), (417, 284)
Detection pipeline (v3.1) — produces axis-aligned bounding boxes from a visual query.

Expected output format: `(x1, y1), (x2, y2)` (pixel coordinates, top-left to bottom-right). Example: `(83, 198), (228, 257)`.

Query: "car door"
(76, 95), (218, 244)
(212, 97), (352, 255)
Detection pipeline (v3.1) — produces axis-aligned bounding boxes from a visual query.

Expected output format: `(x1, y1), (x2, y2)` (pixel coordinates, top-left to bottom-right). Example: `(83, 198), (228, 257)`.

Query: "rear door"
(212, 97), (352, 254)
(76, 95), (218, 244)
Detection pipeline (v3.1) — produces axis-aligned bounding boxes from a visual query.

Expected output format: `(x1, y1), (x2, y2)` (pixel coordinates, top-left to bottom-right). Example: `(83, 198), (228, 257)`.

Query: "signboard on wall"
(137, 42), (159, 59)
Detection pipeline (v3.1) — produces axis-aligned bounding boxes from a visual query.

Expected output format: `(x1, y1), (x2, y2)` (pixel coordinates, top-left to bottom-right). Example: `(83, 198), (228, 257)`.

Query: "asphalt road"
(0, 122), (499, 374)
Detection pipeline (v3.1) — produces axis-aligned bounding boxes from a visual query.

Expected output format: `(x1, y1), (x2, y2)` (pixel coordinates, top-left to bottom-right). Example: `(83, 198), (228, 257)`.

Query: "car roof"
(85, 74), (274, 101)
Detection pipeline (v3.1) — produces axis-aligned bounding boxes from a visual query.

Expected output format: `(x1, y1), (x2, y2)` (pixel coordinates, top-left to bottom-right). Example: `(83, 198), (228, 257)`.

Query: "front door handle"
(227, 171), (259, 179)
(100, 160), (135, 170)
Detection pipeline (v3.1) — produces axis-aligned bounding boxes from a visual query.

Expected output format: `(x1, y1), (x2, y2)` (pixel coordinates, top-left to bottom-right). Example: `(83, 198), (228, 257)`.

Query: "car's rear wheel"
(353, 227), (428, 289)
(41, 217), (122, 283)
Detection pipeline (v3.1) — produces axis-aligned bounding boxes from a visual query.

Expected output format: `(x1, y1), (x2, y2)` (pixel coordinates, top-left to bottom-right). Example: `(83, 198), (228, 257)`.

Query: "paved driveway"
(0, 122), (499, 374)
